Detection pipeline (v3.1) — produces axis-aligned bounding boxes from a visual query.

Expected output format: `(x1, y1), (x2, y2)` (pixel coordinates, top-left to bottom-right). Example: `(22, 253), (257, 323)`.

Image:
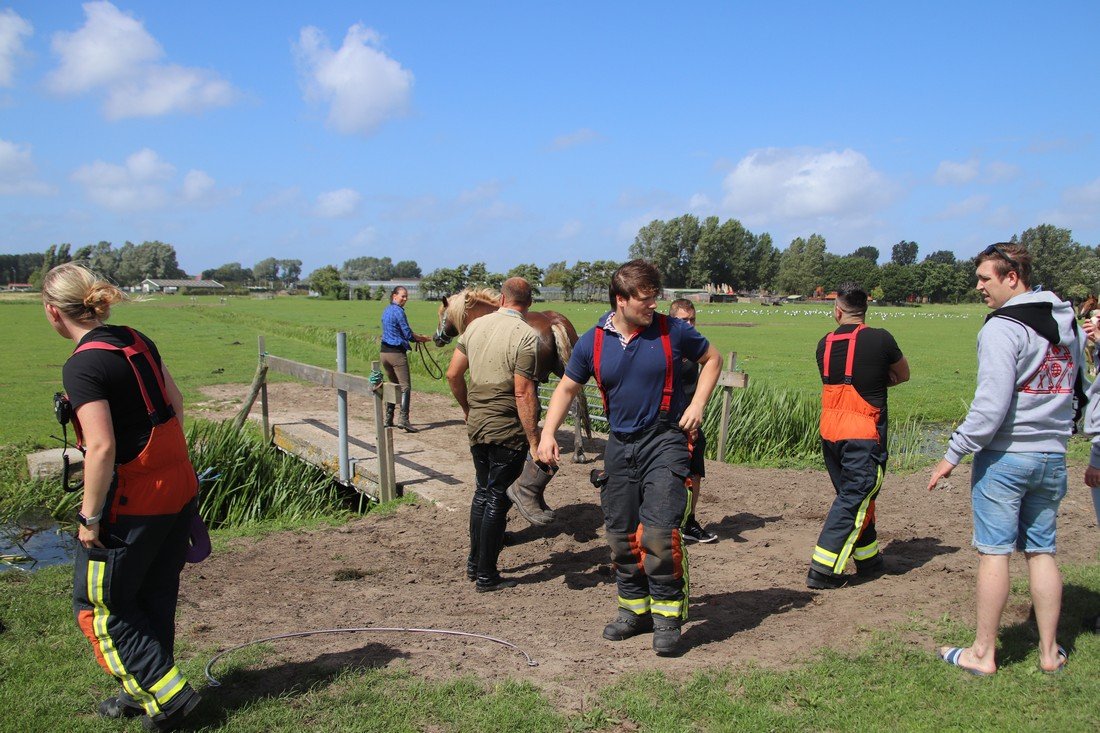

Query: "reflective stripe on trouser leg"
(84, 558), (163, 717)
(607, 527), (649, 610)
(812, 459), (884, 575)
(812, 437), (885, 575)
(641, 523), (688, 620)
(853, 539), (880, 561)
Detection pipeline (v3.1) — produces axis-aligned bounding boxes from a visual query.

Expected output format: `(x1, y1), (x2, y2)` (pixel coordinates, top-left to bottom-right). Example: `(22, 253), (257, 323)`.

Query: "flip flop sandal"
(940, 646), (992, 676)
(1041, 645), (1068, 675)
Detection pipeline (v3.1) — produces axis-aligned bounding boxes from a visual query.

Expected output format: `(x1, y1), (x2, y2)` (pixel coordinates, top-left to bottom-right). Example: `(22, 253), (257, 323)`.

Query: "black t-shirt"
(679, 357), (700, 401)
(63, 325), (165, 464)
(815, 324), (903, 410)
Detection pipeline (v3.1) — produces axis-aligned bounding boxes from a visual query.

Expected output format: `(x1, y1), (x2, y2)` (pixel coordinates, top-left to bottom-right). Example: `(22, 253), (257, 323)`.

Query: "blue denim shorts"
(971, 450), (1067, 555)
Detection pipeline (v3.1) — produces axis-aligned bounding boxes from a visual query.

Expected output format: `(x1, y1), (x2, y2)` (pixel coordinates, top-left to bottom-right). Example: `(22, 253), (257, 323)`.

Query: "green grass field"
(1, 293), (985, 448)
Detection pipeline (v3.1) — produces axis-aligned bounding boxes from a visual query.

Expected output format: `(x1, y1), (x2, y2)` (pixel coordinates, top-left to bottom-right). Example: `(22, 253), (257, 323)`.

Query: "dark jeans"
(468, 443), (527, 583)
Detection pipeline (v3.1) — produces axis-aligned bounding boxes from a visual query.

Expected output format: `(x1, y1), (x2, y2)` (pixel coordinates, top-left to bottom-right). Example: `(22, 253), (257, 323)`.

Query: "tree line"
(7, 220), (1097, 304)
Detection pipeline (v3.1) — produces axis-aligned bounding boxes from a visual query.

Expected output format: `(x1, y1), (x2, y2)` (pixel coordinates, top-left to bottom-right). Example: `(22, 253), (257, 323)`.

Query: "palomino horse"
(433, 287), (593, 451)
(1078, 294), (1099, 378)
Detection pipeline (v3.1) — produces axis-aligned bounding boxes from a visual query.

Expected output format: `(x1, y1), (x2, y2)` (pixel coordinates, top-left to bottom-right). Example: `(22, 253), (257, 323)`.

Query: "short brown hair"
(609, 259), (661, 310)
(669, 298), (695, 317)
(976, 242), (1031, 288)
(501, 277), (533, 307)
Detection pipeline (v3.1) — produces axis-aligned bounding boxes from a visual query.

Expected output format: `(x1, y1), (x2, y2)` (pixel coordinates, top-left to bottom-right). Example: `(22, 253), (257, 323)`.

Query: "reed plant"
(699, 381), (934, 470)
(187, 419), (358, 528)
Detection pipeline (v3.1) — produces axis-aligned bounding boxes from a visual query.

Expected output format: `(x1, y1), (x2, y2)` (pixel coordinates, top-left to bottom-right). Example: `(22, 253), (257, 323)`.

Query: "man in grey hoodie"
(927, 242), (1079, 676)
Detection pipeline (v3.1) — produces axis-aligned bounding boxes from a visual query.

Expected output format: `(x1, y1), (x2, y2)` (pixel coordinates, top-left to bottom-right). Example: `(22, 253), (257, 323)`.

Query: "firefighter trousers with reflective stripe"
(811, 438), (885, 577)
(601, 422), (691, 619)
(74, 497), (199, 719)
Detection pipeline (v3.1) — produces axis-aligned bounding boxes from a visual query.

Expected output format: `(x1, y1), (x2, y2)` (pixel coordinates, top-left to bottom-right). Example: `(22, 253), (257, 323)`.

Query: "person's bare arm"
(888, 356), (910, 386)
(446, 349), (471, 420)
(514, 373), (539, 454)
(679, 344), (721, 433)
(536, 376), (583, 466)
(74, 400), (115, 549)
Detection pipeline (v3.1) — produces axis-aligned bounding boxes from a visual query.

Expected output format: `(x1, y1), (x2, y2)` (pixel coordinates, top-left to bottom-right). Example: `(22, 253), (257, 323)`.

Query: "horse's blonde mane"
(444, 287), (500, 332)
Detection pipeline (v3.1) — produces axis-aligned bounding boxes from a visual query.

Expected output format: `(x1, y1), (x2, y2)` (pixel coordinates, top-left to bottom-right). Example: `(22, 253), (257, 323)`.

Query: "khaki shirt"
(457, 309), (539, 449)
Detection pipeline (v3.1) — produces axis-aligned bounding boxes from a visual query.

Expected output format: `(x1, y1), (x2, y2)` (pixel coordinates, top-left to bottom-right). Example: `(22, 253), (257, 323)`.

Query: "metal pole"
(336, 332), (349, 484)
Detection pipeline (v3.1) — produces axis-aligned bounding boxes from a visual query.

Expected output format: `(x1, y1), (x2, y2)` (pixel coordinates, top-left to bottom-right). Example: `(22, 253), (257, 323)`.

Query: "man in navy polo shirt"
(537, 259), (720, 655)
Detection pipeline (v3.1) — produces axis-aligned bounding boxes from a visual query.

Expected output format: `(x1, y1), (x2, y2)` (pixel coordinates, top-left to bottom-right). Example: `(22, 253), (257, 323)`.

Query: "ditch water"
(1, 515), (75, 572)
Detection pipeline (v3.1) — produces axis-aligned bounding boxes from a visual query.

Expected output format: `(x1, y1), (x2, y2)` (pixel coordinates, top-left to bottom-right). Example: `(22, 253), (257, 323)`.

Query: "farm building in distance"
(141, 278), (225, 294)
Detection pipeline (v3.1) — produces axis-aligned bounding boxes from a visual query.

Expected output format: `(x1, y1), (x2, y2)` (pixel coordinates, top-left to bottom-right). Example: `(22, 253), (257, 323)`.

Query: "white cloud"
(550, 128), (602, 151)
(934, 158), (980, 185)
(351, 226), (378, 246)
(721, 148), (893, 226)
(253, 186), (302, 213)
(294, 23), (413, 136)
(0, 9), (32, 88)
(556, 219), (582, 240)
(47, 1), (235, 118)
(934, 194), (990, 221)
(985, 161), (1020, 183)
(313, 188), (362, 218)
(0, 138), (55, 195)
(1039, 177), (1100, 229)
(688, 193), (712, 211)
(474, 200), (524, 222)
(457, 180), (501, 205)
(71, 148), (232, 211)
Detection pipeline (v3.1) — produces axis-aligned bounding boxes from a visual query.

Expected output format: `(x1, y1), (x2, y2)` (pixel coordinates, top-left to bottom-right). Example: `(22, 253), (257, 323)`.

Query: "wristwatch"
(77, 510), (102, 527)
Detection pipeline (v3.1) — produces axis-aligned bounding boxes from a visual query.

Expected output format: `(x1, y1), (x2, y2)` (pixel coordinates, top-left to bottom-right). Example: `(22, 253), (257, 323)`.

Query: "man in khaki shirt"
(446, 277), (540, 592)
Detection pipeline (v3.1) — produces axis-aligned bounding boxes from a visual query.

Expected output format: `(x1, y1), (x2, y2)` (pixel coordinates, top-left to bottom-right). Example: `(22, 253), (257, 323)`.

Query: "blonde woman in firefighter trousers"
(809, 283), (909, 589)
(538, 260), (721, 655)
(42, 263), (201, 728)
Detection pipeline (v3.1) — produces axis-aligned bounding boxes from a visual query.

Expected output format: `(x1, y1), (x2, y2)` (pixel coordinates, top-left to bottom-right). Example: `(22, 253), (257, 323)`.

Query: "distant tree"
(1014, 224), (1084, 298)
(307, 265), (345, 299)
(278, 259), (302, 286)
(202, 262), (252, 283)
(916, 261), (964, 302)
(923, 249), (956, 265)
(851, 246), (880, 264)
(29, 243), (75, 287)
(0, 253), (44, 284)
(751, 233), (780, 291)
(629, 220), (665, 262)
(115, 241), (184, 285)
(543, 260), (568, 286)
(777, 234), (827, 296)
(393, 260), (421, 278)
(253, 257), (279, 283)
(466, 262), (491, 288)
(373, 285), (388, 300)
(342, 256), (394, 280)
(823, 255), (880, 293)
(890, 241), (919, 266)
(879, 263), (920, 303)
(506, 263), (544, 295)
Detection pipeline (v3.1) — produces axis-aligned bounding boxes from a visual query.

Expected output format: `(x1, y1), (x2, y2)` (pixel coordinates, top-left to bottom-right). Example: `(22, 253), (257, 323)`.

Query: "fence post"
(258, 335), (270, 443)
(371, 360), (396, 502)
(336, 332), (350, 484)
(716, 352), (737, 462)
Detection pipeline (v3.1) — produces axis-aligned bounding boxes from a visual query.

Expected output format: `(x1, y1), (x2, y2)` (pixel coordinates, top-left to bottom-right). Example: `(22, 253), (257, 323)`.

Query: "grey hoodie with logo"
(945, 289), (1083, 465)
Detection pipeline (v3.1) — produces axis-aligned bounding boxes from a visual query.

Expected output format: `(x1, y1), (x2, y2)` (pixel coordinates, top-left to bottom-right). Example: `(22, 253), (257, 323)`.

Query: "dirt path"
(186, 383), (1099, 708)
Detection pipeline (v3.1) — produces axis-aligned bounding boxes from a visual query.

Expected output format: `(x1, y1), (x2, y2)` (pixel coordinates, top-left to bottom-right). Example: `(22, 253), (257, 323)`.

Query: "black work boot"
(398, 411), (419, 433)
(806, 567), (848, 589)
(475, 575), (518, 592)
(384, 403), (395, 428)
(652, 615), (682, 656)
(602, 609), (653, 641)
(140, 688), (200, 731)
(98, 693), (143, 719)
(855, 554), (886, 578)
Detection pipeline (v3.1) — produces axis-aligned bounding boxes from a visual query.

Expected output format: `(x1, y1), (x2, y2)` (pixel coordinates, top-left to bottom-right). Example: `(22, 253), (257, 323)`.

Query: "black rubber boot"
(652, 615), (682, 656)
(384, 403), (395, 428)
(855, 554), (886, 578)
(98, 693), (143, 719)
(807, 567), (848, 589)
(602, 609), (653, 641)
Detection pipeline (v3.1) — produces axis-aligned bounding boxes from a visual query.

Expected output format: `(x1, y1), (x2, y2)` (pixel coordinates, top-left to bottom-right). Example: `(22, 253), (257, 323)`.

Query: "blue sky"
(1, 1), (1098, 278)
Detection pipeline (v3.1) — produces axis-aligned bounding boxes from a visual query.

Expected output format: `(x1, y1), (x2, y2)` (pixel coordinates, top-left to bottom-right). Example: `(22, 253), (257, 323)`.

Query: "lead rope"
(416, 341), (444, 380)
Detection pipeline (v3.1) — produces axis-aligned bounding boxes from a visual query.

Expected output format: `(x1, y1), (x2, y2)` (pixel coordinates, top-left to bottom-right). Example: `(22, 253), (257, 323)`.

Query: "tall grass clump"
(700, 380), (822, 466)
(187, 419), (356, 528)
(700, 382), (934, 470)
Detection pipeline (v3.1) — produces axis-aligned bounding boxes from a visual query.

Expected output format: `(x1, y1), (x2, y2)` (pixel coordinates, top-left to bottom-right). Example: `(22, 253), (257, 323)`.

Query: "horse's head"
(433, 295), (458, 346)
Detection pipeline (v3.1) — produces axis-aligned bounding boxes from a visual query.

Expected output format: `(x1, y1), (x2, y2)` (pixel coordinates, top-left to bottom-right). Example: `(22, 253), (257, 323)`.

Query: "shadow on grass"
(685, 587), (817, 649)
(194, 642), (410, 729)
(996, 582), (1100, 667)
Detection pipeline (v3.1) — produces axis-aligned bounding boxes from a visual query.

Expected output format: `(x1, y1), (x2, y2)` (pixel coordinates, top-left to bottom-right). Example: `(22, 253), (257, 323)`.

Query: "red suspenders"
(593, 313), (674, 424)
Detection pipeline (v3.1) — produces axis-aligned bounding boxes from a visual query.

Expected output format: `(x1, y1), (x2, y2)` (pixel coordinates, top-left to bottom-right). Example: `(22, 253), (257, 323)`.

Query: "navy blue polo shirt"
(566, 312), (709, 434)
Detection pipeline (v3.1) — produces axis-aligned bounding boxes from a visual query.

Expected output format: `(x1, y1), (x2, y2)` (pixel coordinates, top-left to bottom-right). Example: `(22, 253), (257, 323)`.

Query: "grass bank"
(1, 560), (1096, 732)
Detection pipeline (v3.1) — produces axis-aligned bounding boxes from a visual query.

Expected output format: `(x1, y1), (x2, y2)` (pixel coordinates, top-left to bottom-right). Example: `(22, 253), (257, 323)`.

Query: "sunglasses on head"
(980, 244), (1019, 270)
